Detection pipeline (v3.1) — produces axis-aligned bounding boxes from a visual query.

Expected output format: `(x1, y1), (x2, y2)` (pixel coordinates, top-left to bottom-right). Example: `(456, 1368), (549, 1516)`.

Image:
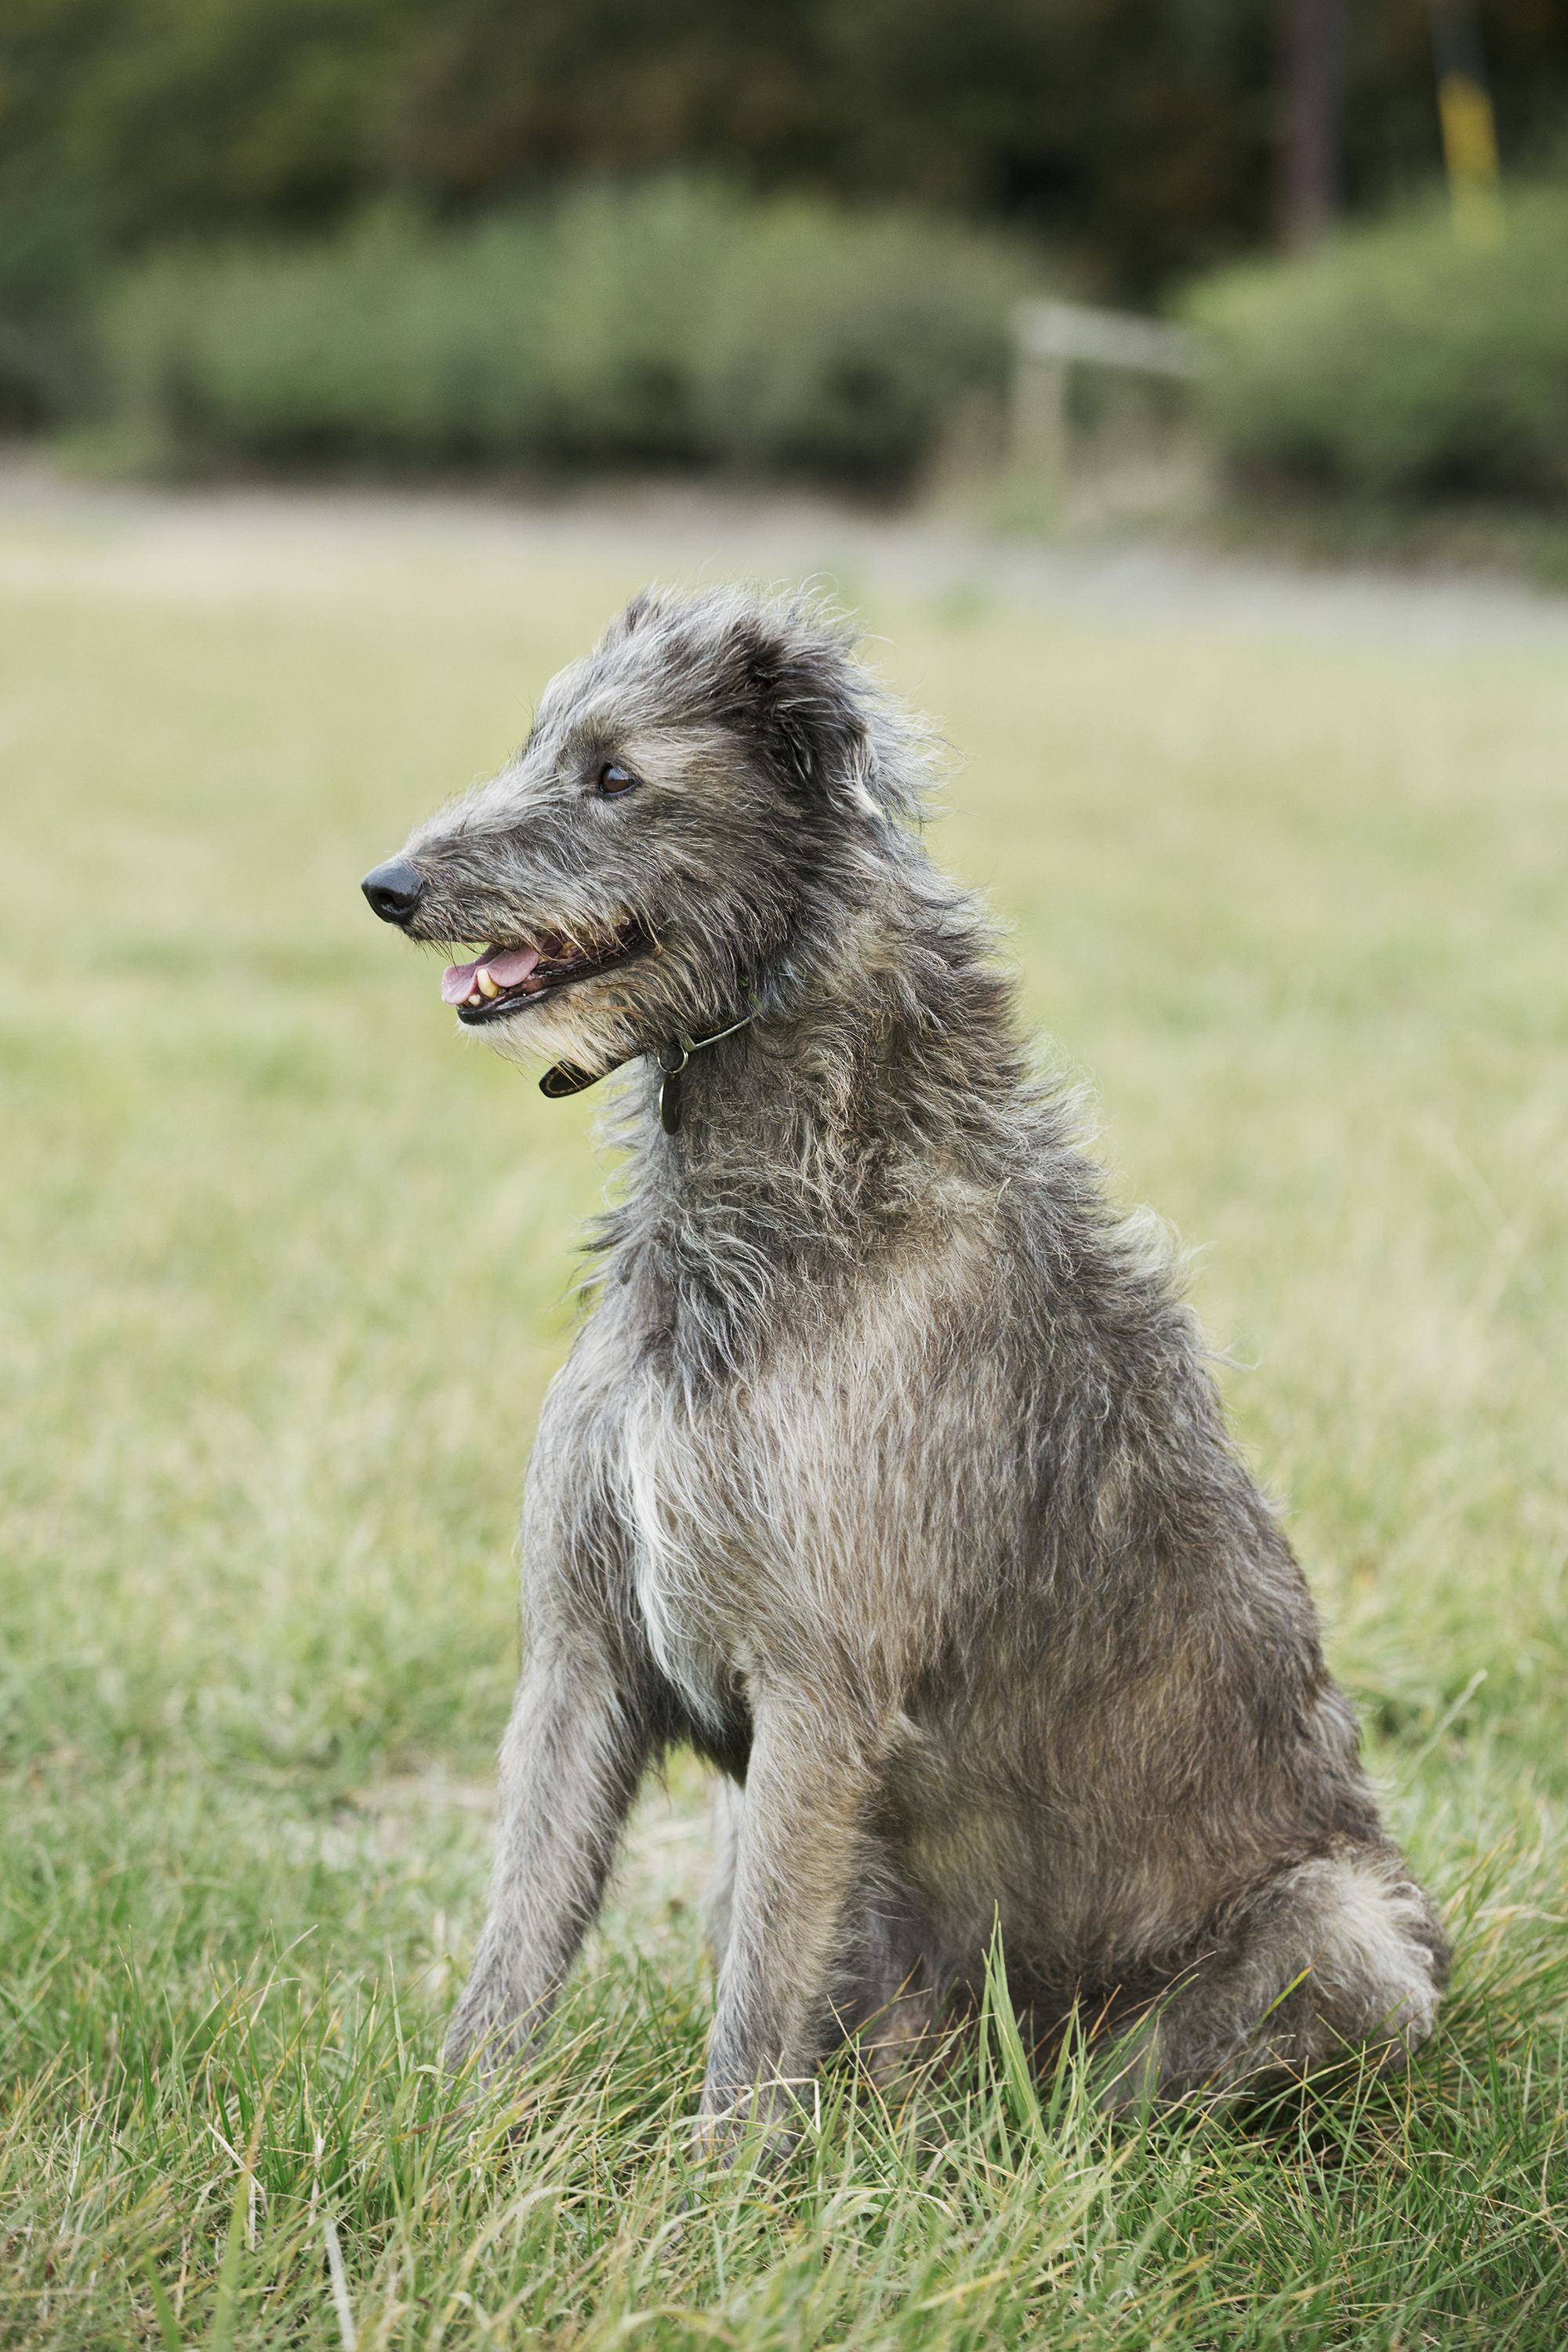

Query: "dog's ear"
(718, 608), (895, 822)
(612, 587), (659, 640)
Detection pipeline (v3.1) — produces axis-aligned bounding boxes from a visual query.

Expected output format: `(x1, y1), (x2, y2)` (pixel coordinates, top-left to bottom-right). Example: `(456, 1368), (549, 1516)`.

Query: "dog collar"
(539, 1001), (760, 1134)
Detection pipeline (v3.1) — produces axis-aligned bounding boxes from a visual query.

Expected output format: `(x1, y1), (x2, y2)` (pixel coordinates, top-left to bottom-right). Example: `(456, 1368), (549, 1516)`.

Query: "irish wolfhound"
(361, 586), (1445, 2142)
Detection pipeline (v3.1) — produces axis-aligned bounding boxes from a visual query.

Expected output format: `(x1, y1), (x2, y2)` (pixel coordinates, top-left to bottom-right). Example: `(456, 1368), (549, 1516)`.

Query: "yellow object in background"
(1437, 72), (1504, 245)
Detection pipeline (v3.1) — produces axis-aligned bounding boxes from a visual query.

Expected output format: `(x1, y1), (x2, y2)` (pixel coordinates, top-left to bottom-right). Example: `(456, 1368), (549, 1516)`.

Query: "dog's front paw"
(690, 2079), (807, 2172)
(443, 1971), (539, 2086)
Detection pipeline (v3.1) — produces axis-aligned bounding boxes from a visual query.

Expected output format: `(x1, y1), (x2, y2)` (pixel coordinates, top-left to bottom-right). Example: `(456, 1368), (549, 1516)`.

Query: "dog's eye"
(596, 761), (638, 797)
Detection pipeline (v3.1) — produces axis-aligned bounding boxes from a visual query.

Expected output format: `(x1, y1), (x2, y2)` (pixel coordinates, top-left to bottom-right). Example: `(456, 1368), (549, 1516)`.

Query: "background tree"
(2, 0), (1565, 327)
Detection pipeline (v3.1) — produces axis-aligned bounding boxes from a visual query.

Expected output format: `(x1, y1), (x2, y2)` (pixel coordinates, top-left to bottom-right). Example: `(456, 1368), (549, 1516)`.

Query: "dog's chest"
(597, 1231), (977, 1721)
(617, 1379), (752, 1727)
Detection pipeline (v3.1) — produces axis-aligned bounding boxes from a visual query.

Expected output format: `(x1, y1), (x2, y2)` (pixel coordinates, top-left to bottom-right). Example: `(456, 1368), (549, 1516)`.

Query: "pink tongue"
(488, 945), (543, 986)
(440, 958), (481, 1004)
(441, 945), (541, 1004)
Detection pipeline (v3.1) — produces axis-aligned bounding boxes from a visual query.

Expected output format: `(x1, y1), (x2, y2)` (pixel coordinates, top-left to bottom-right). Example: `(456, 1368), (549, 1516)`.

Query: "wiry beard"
(472, 971), (648, 1080)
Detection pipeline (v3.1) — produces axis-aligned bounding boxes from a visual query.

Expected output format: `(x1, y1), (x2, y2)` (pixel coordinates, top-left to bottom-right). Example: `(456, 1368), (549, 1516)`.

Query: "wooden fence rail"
(1011, 299), (1202, 480)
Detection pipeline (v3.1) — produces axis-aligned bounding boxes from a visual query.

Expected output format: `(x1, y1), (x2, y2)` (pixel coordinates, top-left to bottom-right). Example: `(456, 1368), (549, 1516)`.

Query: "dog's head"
(361, 586), (919, 1077)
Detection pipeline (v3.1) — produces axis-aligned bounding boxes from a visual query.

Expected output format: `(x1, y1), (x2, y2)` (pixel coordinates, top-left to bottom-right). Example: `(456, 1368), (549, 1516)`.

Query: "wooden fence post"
(1008, 302), (1202, 489)
(1010, 351), (1069, 489)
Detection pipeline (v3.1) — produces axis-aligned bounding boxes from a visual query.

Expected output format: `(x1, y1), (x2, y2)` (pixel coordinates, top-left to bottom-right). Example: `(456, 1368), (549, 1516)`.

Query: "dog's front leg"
(445, 1621), (654, 2079)
(699, 1690), (878, 2158)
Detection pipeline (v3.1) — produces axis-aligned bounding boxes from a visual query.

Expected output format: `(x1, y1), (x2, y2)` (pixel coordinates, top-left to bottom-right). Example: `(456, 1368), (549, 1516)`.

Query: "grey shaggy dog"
(361, 584), (1446, 2145)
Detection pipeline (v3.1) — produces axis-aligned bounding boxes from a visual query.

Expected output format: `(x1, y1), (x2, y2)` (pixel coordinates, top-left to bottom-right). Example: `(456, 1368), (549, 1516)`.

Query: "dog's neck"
(591, 851), (1040, 1379)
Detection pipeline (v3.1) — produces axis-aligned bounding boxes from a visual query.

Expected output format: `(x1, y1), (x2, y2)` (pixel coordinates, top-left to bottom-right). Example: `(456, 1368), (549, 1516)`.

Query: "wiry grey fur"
(368, 585), (1446, 2143)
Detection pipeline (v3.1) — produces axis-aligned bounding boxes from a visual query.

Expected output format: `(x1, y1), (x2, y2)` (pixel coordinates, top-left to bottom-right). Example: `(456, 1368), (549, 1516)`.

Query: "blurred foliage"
(5, 0), (1568, 465)
(1189, 181), (1568, 503)
(102, 184), (1028, 486)
(4, 0), (1568, 325)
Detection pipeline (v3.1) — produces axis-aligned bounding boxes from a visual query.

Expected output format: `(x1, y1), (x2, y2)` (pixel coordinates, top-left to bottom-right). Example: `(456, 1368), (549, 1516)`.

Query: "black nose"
(361, 858), (426, 925)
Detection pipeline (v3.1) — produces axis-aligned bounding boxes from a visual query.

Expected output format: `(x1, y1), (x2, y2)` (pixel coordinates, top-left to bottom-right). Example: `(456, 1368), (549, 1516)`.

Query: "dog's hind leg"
(1098, 1842), (1448, 2111)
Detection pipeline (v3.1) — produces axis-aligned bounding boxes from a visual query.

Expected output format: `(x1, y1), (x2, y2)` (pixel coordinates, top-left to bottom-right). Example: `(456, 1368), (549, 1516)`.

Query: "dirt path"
(3, 457), (1566, 648)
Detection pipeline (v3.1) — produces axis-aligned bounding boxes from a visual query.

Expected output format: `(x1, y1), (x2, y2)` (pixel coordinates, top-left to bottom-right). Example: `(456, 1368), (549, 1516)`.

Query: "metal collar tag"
(656, 1039), (688, 1134)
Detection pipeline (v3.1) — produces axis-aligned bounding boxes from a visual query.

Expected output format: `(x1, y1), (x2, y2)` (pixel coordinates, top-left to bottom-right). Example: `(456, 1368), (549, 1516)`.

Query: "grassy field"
(2, 492), (1566, 2348)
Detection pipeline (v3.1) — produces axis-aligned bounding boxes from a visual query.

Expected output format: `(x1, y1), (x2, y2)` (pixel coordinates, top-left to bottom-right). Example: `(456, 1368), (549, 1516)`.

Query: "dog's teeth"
(466, 988), (483, 1007)
(476, 967), (499, 997)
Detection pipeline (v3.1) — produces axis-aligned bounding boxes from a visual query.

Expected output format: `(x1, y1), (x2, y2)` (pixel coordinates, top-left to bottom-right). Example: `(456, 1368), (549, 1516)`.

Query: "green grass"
(2, 503), (1566, 2347)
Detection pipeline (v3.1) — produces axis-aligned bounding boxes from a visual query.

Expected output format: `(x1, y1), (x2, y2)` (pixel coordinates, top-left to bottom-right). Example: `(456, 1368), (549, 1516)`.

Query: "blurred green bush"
(102, 183), (1029, 487)
(1188, 183), (1568, 503)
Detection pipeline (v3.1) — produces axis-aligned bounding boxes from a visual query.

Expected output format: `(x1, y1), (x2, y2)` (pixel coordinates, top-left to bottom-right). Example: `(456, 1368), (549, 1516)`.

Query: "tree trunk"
(1279, 0), (1345, 252)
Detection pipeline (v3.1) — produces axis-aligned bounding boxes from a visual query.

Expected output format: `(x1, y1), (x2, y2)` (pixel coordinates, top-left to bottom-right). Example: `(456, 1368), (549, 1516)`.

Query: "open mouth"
(441, 919), (651, 1025)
